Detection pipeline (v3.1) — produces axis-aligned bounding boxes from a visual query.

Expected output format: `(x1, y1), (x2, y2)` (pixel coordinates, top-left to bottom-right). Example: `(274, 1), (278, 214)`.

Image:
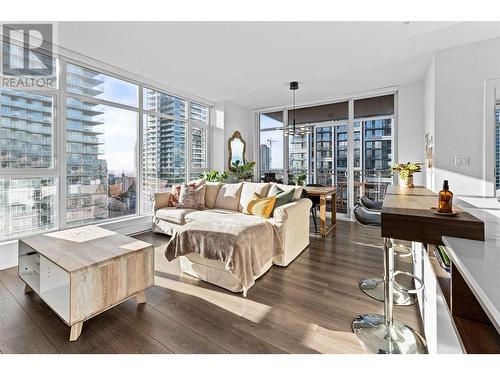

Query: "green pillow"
(270, 185), (295, 213)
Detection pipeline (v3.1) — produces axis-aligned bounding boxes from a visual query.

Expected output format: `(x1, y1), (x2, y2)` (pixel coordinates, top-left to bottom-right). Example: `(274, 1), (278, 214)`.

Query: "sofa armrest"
(273, 198), (312, 224)
(154, 192), (172, 212)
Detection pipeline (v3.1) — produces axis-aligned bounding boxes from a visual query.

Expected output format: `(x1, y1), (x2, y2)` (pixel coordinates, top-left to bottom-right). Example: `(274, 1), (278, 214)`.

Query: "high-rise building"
(65, 64), (109, 226)
(260, 144), (271, 172)
(363, 118), (392, 171)
(0, 89), (58, 240)
(0, 90), (53, 169)
(191, 128), (206, 169)
(142, 90), (187, 211)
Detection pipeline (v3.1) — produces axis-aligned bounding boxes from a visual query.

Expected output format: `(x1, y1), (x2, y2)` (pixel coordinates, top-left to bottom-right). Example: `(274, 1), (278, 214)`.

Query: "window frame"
(0, 52), (212, 242)
(189, 109), (210, 178)
(255, 92), (397, 220)
(63, 58), (140, 227)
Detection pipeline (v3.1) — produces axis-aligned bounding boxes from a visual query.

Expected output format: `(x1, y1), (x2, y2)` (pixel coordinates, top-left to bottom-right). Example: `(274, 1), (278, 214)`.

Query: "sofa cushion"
(184, 208), (247, 223)
(177, 184), (206, 210)
(267, 182), (303, 201)
(204, 182), (222, 209)
(246, 193), (276, 219)
(155, 207), (198, 225)
(239, 182), (270, 213)
(269, 185), (295, 212)
(214, 182), (243, 211)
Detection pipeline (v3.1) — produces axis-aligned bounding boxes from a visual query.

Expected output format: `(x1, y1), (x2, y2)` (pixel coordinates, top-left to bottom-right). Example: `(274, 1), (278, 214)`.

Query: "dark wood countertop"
(381, 186), (484, 245)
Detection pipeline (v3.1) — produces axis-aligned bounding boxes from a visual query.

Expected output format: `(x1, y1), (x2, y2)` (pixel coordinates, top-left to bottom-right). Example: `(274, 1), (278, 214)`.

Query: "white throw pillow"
(239, 182), (270, 213)
(204, 182), (222, 209)
(214, 183), (243, 211)
(268, 182), (303, 200)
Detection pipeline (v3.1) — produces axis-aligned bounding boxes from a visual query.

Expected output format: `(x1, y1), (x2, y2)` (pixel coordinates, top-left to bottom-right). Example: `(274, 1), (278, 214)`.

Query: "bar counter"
(380, 186), (500, 353)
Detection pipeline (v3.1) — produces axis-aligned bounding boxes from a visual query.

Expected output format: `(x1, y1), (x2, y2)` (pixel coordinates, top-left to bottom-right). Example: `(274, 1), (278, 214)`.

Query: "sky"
(96, 74), (138, 175)
(260, 115), (283, 169)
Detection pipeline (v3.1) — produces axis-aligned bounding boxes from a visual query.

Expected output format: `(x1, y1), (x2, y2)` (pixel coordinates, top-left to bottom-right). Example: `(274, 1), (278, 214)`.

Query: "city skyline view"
(0, 53), (209, 239)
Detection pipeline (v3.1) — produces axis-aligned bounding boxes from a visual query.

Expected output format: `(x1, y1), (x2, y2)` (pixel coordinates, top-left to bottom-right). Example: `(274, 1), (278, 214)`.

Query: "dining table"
(303, 185), (337, 237)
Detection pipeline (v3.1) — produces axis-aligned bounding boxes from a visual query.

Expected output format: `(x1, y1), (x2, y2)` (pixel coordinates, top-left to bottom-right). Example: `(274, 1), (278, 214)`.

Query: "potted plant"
(199, 169), (228, 182)
(391, 162), (422, 188)
(229, 160), (256, 182)
(291, 173), (307, 186)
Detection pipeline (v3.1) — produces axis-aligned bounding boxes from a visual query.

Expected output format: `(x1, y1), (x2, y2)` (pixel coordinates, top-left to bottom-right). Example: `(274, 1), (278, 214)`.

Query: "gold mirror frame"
(227, 130), (246, 171)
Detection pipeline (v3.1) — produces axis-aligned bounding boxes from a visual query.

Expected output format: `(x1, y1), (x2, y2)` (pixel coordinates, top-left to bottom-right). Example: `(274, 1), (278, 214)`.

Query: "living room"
(2, 0), (500, 373)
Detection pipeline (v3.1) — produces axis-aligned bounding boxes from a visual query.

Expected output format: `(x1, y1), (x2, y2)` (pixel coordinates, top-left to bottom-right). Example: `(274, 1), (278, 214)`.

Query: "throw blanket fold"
(165, 212), (283, 296)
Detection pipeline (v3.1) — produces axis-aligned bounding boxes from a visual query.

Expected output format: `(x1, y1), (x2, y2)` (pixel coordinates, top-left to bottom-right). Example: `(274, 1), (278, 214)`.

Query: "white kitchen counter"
(442, 236), (500, 334)
(441, 195), (500, 335)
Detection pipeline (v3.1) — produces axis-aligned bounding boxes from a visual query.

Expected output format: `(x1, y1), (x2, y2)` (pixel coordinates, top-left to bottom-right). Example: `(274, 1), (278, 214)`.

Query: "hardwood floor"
(0, 221), (422, 354)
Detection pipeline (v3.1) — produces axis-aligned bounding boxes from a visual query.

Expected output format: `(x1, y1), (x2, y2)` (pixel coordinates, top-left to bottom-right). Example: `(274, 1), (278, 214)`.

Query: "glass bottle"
(438, 180), (453, 213)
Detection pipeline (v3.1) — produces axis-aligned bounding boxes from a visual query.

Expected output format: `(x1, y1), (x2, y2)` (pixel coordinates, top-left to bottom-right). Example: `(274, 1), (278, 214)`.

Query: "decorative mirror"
(228, 131), (246, 171)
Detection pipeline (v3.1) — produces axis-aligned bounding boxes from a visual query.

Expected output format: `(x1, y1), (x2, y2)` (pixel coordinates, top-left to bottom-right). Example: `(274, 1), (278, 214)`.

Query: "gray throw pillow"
(177, 184), (206, 210)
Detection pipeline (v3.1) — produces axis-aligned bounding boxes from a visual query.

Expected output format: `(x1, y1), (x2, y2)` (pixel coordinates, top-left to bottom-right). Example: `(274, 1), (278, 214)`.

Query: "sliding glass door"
(258, 93), (396, 219)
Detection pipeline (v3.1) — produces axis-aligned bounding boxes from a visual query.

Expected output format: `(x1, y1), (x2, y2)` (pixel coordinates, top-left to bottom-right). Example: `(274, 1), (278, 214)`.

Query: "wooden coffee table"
(18, 225), (154, 341)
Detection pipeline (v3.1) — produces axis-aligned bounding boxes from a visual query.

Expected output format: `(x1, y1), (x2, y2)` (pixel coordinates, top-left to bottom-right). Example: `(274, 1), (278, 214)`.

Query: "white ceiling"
(58, 21), (500, 109)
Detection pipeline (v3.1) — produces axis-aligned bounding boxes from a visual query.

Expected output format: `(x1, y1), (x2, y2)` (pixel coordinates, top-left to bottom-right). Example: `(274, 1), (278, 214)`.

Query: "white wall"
(397, 81), (426, 187)
(431, 38), (500, 195)
(211, 103), (226, 172)
(424, 57), (436, 191)
(212, 101), (253, 172)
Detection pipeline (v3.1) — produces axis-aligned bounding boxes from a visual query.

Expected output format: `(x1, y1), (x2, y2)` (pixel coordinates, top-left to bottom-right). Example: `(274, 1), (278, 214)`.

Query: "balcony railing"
(260, 168), (393, 215)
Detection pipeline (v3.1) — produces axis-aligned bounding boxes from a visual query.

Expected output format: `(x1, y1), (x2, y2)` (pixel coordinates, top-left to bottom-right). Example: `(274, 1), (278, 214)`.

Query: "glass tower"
(0, 89), (58, 240)
(65, 64), (109, 226)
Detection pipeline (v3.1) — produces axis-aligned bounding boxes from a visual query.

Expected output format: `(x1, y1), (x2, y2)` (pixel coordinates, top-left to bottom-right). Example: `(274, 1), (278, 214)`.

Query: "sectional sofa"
(153, 181), (312, 293)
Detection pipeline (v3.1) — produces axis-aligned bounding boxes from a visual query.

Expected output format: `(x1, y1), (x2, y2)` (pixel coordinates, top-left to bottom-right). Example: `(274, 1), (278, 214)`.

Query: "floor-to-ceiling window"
(353, 94), (394, 205)
(0, 43), (210, 242)
(189, 102), (210, 180)
(141, 88), (210, 213)
(257, 94), (395, 217)
(65, 63), (139, 227)
(0, 88), (59, 240)
(142, 88), (187, 213)
(258, 112), (284, 183)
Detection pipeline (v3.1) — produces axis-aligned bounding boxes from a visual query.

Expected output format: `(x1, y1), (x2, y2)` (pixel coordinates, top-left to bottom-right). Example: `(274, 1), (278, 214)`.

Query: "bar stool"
(359, 197), (413, 259)
(360, 195), (383, 211)
(354, 202), (416, 306)
(353, 205), (418, 306)
(352, 238), (427, 354)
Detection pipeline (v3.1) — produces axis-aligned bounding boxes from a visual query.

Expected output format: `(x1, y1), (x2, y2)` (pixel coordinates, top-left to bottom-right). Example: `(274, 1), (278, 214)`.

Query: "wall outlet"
(454, 155), (470, 166)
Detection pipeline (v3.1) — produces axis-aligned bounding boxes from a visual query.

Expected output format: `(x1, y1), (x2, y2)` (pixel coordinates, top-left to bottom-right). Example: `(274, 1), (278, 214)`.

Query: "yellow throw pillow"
(246, 193), (276, 219)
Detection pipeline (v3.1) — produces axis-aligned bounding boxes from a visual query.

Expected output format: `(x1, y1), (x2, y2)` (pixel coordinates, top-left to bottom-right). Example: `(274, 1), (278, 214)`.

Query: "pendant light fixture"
(282, 81), (313, 137)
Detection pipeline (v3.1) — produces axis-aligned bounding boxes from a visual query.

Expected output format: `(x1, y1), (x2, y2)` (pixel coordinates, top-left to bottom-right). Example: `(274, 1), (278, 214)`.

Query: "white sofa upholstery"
(153, 181), (312, 292)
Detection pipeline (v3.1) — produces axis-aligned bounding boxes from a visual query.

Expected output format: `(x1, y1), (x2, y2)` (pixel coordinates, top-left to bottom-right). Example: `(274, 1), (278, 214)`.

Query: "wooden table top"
(20, 226), (153, 273)
(303, 186), (337, 195)
(381, 186), (484, 245)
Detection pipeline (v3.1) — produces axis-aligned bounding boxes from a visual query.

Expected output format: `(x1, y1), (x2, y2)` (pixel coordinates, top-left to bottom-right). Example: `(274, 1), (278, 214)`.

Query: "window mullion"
(59, 56), (68, 229)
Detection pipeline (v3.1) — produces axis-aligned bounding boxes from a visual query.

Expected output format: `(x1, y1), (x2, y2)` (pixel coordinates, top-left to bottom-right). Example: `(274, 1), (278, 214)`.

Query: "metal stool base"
(352, 313), (427, 354)
(359, 277), (416, 306)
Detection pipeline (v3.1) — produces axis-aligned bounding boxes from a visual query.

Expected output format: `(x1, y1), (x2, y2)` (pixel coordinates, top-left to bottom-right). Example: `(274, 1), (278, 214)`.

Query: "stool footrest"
(393, 271), (424, 294)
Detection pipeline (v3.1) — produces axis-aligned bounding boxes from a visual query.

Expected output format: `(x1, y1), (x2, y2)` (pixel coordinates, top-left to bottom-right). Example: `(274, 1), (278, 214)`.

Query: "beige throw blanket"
(165, 212), (283, 296)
